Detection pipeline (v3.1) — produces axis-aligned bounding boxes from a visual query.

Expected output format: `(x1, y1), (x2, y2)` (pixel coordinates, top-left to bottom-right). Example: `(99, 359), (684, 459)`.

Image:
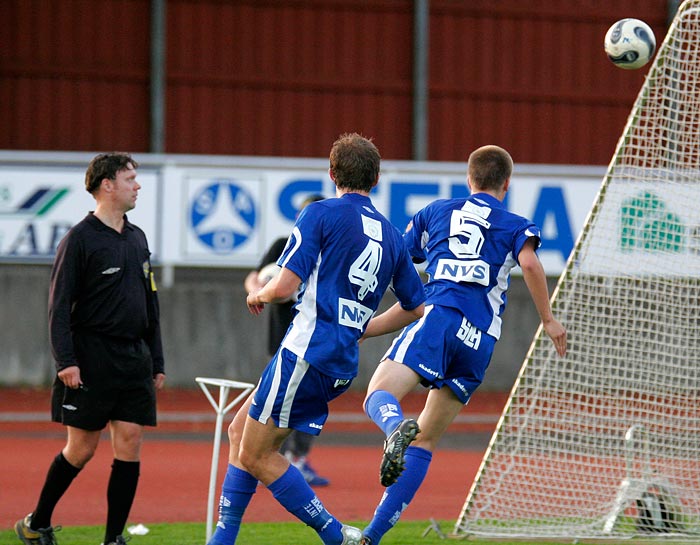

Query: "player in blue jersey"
(206, 133), (426, 545)
(359, 145), (567, 545)
(244, 194), (330, 487)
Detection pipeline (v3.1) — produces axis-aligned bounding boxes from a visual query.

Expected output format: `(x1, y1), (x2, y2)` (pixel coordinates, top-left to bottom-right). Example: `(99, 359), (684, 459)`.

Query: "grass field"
(0, 520), (570, 545)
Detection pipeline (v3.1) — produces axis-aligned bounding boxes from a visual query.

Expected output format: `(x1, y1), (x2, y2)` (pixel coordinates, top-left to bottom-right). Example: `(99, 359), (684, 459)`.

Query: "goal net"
(455, 1), (700, 540)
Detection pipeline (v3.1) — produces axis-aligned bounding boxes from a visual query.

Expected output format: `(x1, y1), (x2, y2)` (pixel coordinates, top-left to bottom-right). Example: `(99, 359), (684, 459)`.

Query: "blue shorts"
(248, 347), (353, 436)
(382, 304), (496, 404)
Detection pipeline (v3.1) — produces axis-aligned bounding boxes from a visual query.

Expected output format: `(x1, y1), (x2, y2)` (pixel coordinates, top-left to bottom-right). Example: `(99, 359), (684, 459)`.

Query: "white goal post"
(455, 1), (700, 540)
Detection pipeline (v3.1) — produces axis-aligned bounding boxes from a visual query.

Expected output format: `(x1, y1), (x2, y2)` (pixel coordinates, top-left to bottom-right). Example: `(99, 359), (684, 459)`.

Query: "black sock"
(31, 452), (81, 529)
(104, 459), (140, 544)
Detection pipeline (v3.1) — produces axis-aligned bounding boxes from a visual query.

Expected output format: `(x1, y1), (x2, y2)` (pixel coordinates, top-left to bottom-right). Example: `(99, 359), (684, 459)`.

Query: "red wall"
(1, 0), (669, 164)
(2, 0), (152, 152)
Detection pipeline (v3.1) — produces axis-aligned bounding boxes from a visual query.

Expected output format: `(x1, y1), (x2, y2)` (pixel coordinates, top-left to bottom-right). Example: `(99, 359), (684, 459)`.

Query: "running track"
(0, 387), (505, 530)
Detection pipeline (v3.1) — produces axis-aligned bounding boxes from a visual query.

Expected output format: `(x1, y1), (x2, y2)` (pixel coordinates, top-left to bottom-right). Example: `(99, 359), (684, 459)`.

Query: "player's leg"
(362, 307), (494, 544)
(364, 358), (422, 486)
(207, 392), (258, 545)
(365, 358), (422, 436)
(238, 411), (293, 484)
(213, 348), (360, 545)
(362, 387), (463, 545)
(364, 311), (440, 487)
(282, 431), (330, 487)
(16, 426), (100, 543)
(288, 430), (313, 457)
(280, 430), (295, 456)
(244, 348), (359, 545)
(249, 413), (359, 544)
(222, 390), (255, 466)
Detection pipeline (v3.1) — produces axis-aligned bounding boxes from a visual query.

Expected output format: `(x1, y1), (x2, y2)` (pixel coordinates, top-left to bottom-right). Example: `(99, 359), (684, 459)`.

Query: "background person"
(243, 194), (329, 487)
(359, 145), (567, 545)
(15, 153), (165, 545)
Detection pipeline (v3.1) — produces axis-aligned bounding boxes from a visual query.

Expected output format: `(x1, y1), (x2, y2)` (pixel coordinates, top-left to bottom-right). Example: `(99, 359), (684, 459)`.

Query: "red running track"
(0, 387), (504, 530)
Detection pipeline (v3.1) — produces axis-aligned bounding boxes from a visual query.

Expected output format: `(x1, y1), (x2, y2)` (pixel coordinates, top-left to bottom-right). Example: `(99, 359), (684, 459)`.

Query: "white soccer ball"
(257, 263), (281, 285)
(604, 18), (656, 70)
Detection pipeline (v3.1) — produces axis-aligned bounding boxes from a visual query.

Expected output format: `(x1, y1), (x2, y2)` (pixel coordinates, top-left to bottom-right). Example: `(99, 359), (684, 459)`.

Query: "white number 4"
(349, 240), (383, 300)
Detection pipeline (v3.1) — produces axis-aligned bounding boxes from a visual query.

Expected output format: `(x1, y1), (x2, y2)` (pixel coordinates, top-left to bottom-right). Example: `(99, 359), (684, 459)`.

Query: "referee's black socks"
(105, 459), (140, 544)
(31, 452), (82, 529)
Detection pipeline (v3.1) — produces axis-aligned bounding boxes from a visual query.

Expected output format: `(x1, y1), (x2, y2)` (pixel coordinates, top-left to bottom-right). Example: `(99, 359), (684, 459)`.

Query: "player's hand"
(247, 290), (265, 315)
(58, 365), (83, 389)
(544, 319), (567, 357)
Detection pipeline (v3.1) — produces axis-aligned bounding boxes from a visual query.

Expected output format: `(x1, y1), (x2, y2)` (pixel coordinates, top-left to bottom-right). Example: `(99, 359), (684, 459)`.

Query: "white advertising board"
(0, 164), (159, 260)
(0, 152), (605, 274)
(579, 179), (700, 275)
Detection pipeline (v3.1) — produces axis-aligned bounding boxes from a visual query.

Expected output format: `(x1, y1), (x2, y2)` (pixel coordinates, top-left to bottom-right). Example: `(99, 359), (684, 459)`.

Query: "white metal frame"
(195, 376), (255, 543)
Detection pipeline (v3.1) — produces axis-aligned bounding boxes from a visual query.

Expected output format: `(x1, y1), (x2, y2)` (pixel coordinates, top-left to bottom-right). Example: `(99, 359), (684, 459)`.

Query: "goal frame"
(455, 1), (700, 540)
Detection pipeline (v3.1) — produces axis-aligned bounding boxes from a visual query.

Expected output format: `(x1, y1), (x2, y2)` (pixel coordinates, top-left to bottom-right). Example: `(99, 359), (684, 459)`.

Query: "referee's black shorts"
(52, 333), (157, 431)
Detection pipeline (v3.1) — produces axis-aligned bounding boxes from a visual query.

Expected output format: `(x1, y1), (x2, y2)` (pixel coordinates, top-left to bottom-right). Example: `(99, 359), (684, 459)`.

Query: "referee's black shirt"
(49, 213), (165, 374)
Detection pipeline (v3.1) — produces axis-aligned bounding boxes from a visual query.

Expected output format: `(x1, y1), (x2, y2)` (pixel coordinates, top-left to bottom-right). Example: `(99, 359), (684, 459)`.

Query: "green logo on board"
(620, 192), (685, 252)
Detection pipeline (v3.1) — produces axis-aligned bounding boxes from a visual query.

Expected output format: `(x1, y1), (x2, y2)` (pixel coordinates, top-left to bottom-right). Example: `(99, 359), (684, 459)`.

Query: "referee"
(15, 153), (165, 545)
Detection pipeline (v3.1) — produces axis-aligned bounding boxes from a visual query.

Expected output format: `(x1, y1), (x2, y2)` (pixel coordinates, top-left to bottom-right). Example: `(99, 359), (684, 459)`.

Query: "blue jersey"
(404, 192), (540, 339)
(277, 193), (425, 379)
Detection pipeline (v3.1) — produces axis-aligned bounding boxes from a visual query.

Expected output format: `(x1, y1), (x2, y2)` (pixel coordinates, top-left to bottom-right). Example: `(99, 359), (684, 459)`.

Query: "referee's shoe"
(15, 514), (61, 545)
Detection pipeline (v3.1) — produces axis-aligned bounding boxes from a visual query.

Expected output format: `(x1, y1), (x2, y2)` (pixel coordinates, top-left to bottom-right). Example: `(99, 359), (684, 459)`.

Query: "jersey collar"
(469, 192), (504, 209)
(340, 192), (372, 203)
(86, 211), (134, 232)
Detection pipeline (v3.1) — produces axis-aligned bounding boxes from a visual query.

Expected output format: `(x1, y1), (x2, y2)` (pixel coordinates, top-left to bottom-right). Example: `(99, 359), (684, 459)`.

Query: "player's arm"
(518, 239), (567, 357)
(246, 267), (301, 315)
(403, 218), (428, 264)
(246, 237), (287, 292)
(362, 302), (425, 340)
(362, 233), (427, 339)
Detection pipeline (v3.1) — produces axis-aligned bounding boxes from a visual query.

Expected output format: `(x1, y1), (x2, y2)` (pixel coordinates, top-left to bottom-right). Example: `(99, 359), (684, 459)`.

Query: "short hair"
(85, 152), (139, 194)
(329, 133), (381, 192)
(467, 145), (513, 191)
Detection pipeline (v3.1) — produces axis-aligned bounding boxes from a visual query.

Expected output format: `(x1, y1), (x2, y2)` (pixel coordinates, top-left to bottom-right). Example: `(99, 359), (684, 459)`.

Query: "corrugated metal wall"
(166, 0), (414, 158)
(428, 2), (666, 163)
(1, 0), (669, 164)
(1, 0), (152, 152)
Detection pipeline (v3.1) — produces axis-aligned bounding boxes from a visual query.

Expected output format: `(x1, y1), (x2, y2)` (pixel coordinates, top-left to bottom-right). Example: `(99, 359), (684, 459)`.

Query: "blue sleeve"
(391, 241), (426, 311)
(403, 208), (428, 263)
(513, 222), (542, 266)
(278, 202), (323, 281)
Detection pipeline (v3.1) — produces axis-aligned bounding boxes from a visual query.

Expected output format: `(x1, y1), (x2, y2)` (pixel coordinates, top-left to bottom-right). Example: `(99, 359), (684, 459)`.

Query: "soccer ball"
(257, 262), (298, 303)
(604, 18), (656, 70)
(257, 263), (281, 285)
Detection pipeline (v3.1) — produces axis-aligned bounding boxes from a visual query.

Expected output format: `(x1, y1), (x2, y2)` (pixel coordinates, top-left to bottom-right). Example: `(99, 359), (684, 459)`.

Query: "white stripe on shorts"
(260, 352), (284, 423)
(393, 304), (433, 362)
(279, 355), (309, 428)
